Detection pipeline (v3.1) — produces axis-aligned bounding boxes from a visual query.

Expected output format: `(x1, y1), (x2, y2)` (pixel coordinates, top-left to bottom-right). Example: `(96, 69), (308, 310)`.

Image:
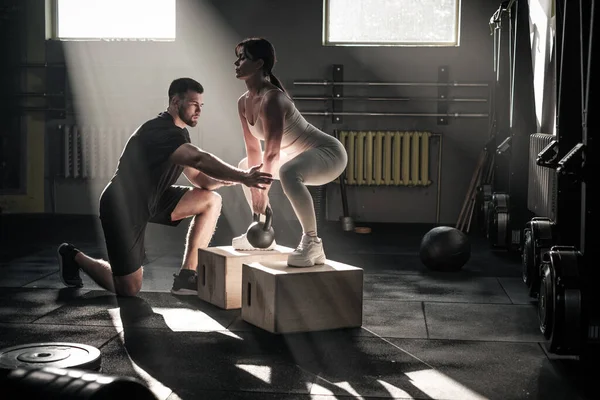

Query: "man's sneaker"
(171, 269), (198, 295)
(287, 235), (327, 267)
(57, 243), (83, 288)
(231, 233), (277, 251)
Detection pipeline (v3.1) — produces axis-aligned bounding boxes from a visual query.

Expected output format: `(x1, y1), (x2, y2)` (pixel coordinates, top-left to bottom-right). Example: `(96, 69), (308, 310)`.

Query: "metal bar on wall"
(16, 107), (65, 112)
(302, 111), (489, 118)
(293, 96), (488, 102)
(293, 64), (490, 225)
(438, 65), (449, 124)
(13, 92), (64, 97)
(16, 63), (66, 68)
(332, 64), (344, 123)
(294, 65), (491, 125)
(437, 134), (443, 223)
(294, 80), (489, 87)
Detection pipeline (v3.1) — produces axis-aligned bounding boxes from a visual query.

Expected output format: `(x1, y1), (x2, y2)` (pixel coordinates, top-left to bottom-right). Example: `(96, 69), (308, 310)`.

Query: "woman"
(231, 37), (348, 267)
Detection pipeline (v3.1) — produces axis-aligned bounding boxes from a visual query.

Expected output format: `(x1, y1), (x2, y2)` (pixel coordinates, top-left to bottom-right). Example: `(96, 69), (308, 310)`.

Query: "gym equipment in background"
(476, 183), (493, 235)
(1, 366), (157, 399)
(0, 342), (101, 373)
(486, 192), (511, 250)
(538, 246), (583, 355)
(419, 226), (471, 271)
(521, 217), (558, 297)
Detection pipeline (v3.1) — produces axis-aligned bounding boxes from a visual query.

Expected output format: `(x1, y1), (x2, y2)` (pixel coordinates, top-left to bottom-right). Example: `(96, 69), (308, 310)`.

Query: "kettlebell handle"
(252, 205), (273, 231)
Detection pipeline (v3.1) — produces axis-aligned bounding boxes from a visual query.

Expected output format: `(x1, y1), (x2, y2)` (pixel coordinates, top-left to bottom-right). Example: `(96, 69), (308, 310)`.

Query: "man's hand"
(242, 163), (274, 189)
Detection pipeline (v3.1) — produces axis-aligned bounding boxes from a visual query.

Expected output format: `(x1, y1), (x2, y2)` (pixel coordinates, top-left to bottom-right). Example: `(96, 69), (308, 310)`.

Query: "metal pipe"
(301, 111), (489, 118)
(436, 134), (443, 223)
(509, 1), (517, 128)
(293, 96), (488, 102)
(13, 92), (64, 97)
(505, 0), (517, 11)
(493, 26), (498, 74)
(496, 26), (502, 81)
(293, 80), (489, 87)
(13, 107), (67, 113)
(16, 63), (66, 68)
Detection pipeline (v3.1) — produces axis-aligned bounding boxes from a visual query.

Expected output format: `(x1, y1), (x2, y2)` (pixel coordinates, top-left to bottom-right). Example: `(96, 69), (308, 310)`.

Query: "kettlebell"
(246, 205), (275, 249)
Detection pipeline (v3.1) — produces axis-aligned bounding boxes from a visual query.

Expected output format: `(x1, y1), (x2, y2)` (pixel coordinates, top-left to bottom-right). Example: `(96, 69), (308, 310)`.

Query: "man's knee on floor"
(113, 272), (143, 297)
(238, 157), (248, 169)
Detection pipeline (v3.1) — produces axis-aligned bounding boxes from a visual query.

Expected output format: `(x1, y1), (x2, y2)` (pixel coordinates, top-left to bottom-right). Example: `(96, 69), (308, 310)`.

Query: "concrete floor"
(0, 213), (595, 399)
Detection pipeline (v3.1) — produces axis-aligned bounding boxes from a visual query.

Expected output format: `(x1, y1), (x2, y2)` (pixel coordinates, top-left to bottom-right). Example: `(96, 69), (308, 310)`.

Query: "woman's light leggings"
(238, 141), (348, 237)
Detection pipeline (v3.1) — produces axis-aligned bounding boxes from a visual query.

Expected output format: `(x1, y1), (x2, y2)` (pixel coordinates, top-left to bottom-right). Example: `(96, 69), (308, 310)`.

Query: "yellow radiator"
(337, 130), (432, 186)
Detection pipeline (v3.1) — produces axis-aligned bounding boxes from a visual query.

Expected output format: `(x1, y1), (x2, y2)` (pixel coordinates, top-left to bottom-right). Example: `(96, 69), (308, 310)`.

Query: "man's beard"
(179, 108), (197, 127)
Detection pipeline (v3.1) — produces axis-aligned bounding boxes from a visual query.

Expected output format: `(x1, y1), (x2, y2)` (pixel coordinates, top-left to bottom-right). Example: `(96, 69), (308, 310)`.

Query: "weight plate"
(0, 342), (101, 372)
(486, 204), (494, 240)
(493, 193), (509, 210)
(496, 212), (508, 247)
(482, 184), (492, 199)
(539, 262), (554, 339)
(532, 218), (553, 241)
(476, 189), (486, 234)
(522, 229), (534, 287)
(483, 201), (491, 224)
(560, 288), (582, 353)
(547, 246), (583, 355)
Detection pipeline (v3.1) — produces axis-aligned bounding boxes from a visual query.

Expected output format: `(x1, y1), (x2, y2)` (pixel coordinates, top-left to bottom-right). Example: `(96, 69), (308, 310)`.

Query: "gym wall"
(7, 0), (501, 231)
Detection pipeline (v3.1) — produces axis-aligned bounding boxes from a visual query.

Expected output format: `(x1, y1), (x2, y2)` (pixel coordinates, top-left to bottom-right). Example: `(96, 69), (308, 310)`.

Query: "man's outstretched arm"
(183, 167), (236, 191)
(170, 143), (273, 189)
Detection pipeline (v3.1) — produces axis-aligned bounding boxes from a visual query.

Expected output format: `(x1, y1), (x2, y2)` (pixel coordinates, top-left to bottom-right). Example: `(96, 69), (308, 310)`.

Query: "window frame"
(45, 0), (176, 42)
(322, 0), (462, 47)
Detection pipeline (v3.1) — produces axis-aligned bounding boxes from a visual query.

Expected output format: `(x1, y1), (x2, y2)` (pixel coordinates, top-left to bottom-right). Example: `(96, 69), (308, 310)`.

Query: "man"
(57, 77), (273, 297)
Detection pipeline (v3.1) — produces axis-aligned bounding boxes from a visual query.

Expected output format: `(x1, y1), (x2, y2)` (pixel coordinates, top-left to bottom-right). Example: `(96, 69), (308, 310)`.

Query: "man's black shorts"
(99, 185), (189, 277)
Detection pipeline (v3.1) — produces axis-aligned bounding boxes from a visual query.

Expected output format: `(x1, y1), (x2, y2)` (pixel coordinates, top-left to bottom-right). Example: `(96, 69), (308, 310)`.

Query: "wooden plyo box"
(241, 260), (363, 334)
(197, 246), (293, 309)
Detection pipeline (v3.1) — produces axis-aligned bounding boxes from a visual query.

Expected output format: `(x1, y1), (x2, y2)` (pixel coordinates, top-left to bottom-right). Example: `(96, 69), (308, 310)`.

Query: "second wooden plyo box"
(240, 259), (364, 334)
(197, 245), (294, 309)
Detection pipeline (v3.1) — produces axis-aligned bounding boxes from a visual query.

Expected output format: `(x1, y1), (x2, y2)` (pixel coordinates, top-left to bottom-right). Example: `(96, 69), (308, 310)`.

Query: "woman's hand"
(251, 188), (269, 215)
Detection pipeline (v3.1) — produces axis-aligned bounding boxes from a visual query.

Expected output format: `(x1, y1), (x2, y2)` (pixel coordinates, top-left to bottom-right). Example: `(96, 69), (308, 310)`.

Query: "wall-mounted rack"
(293, 64), (491, 125)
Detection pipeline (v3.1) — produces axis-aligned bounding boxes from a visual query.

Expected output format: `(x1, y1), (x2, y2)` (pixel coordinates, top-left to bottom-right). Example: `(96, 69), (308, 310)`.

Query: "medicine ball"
(419, 226), (471, 271)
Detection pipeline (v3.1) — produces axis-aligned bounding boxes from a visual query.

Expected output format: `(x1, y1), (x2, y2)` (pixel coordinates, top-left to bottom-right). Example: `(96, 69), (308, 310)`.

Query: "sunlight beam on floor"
(235, 364), (272, 384)
(405, 369), (489, 400)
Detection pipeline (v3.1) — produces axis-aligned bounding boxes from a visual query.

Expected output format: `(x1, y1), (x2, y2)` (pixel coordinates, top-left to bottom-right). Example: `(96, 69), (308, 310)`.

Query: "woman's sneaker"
(287, 235), (326, 267)
(231, 233), (277, 251)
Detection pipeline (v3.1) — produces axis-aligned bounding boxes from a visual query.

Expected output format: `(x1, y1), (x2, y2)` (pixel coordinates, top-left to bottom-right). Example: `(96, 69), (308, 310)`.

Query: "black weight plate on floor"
(522, 228), (533, 286)
(0, 342), (101, 372)
(539, 262), (554, 339)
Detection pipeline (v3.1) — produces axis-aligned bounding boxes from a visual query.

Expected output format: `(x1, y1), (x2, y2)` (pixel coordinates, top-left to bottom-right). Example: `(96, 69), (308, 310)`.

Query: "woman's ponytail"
(268, 71), (288, 96)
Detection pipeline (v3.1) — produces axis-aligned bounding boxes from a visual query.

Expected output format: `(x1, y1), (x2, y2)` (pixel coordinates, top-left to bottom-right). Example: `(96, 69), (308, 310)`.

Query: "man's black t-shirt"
(100, 112), (190, 223)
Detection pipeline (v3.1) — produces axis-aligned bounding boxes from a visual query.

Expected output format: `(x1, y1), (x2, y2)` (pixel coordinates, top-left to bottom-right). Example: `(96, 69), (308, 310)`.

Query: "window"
(323, 0), (461, 47)
(50, 0), (176, 41)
